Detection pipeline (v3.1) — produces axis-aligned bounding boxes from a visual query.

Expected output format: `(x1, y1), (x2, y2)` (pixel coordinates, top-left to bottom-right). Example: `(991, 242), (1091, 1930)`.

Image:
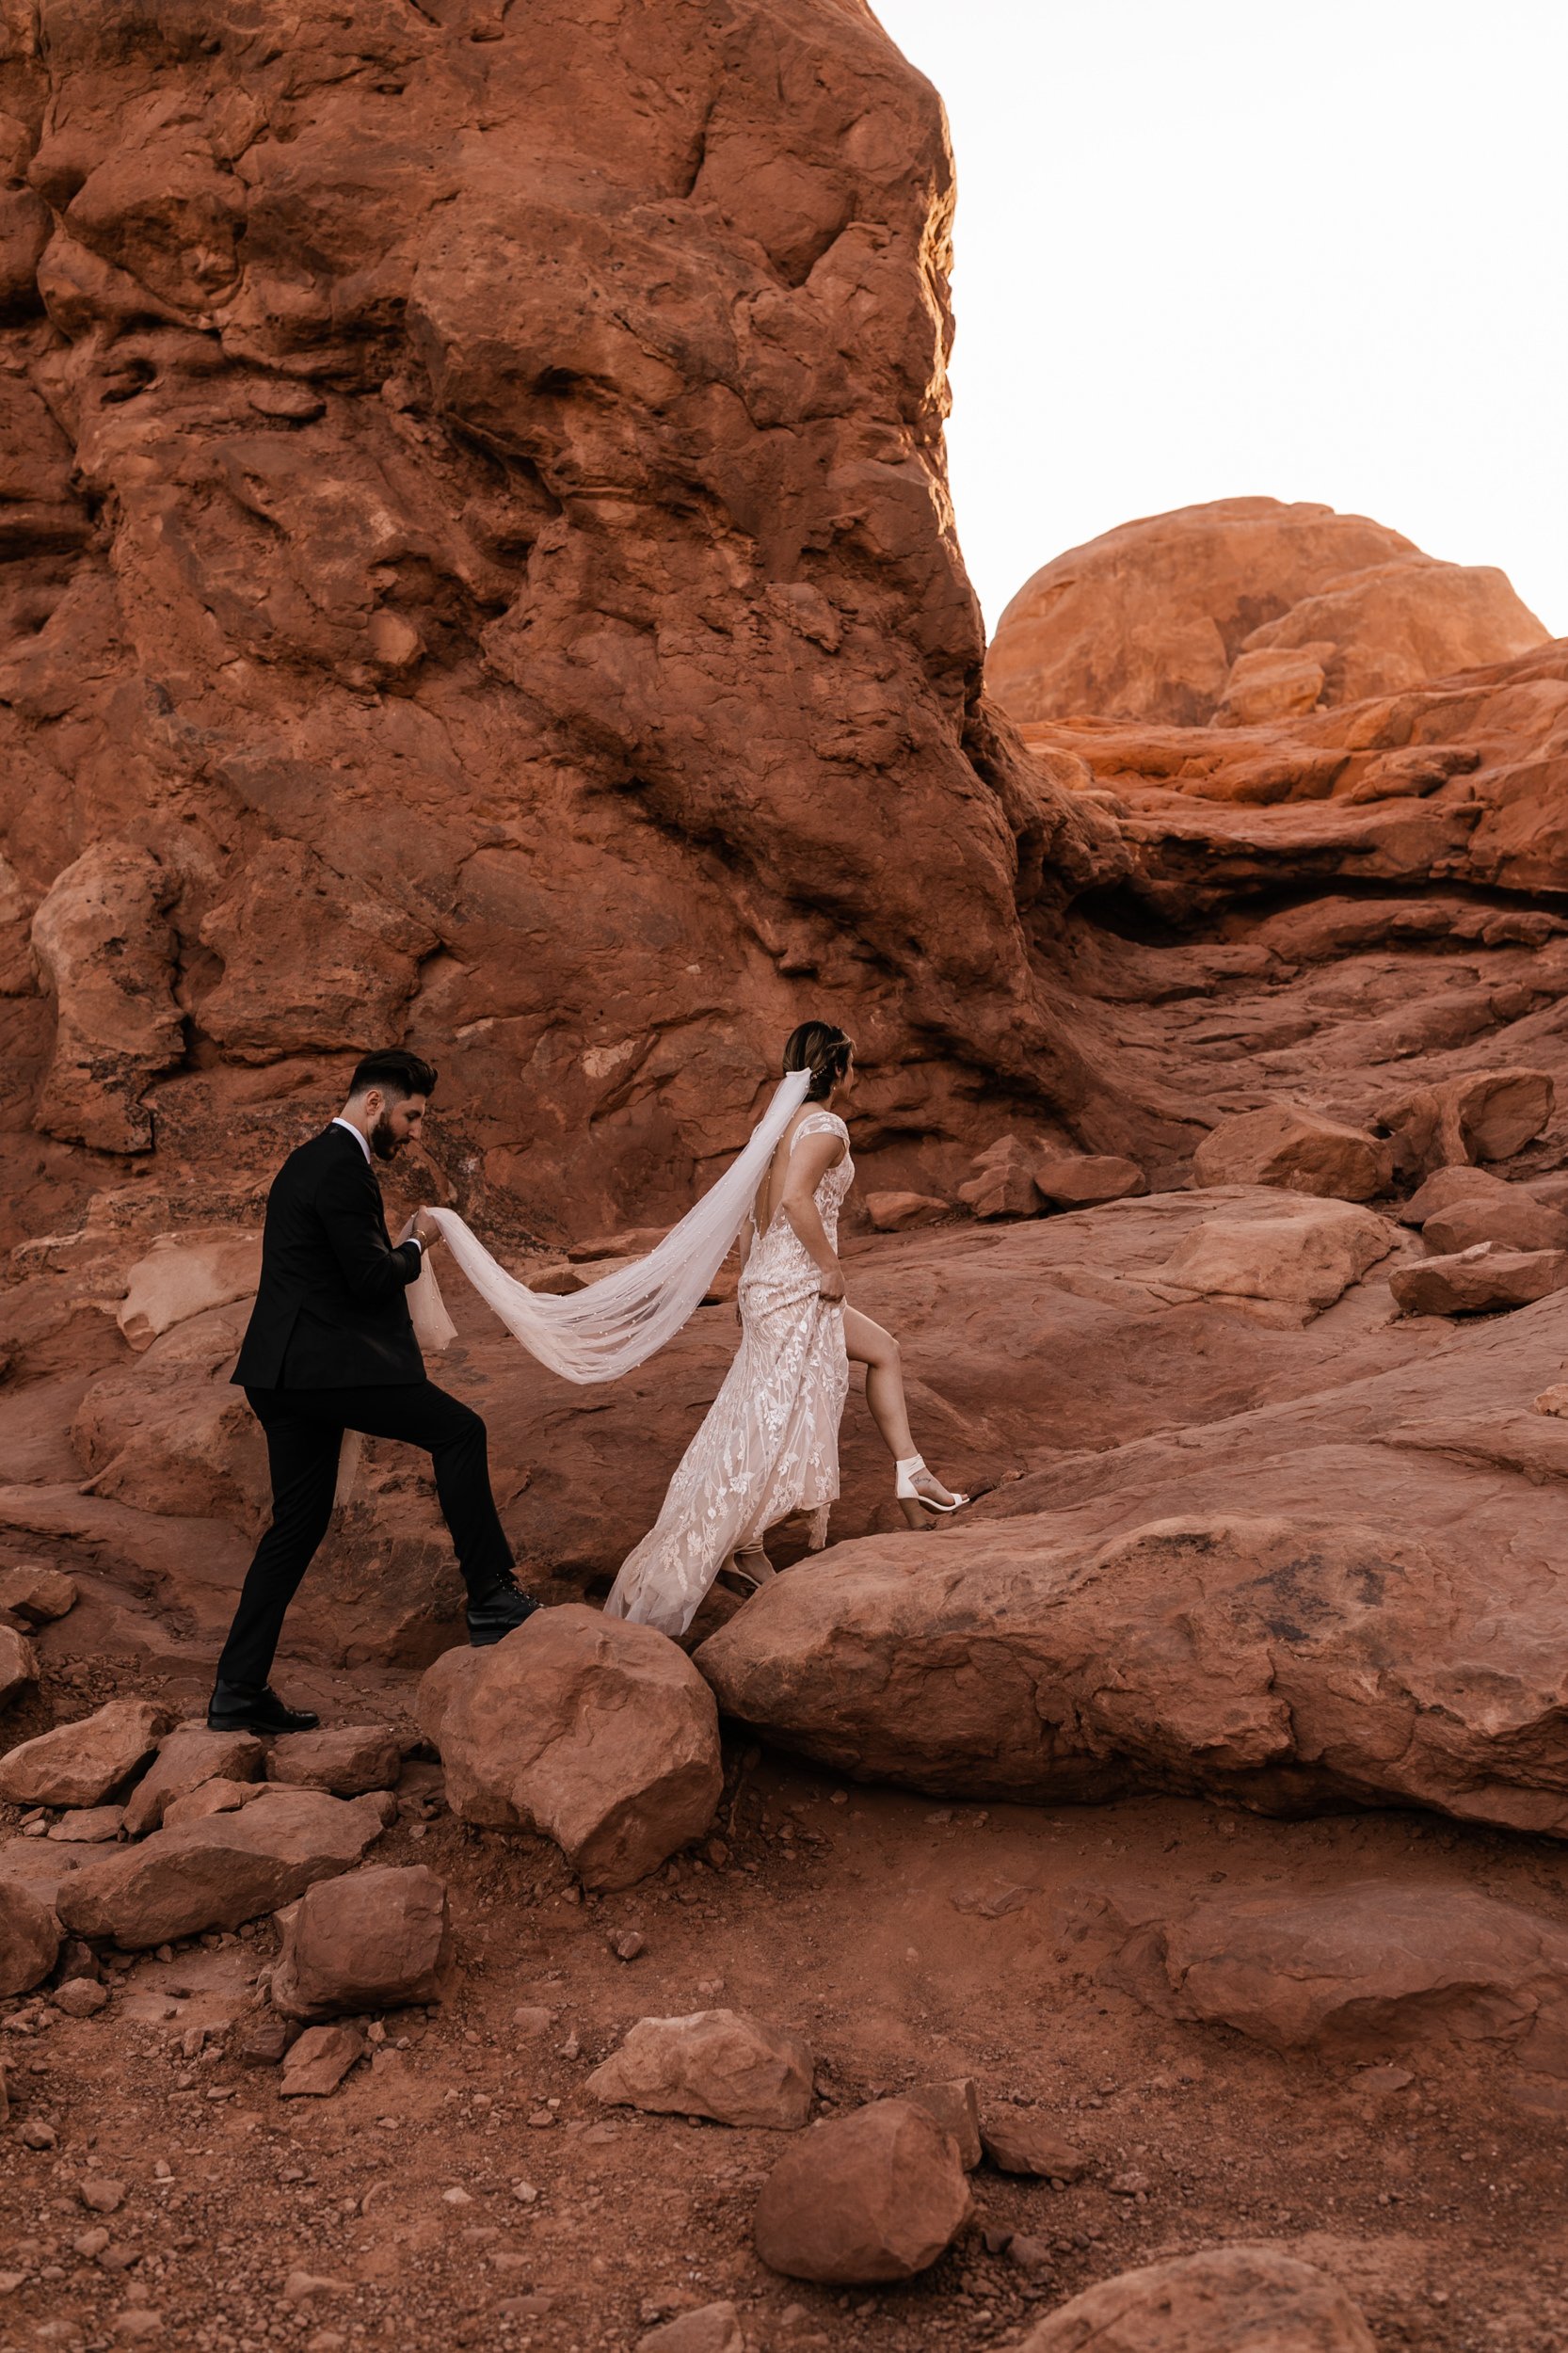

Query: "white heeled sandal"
(896, 1454), (970, 1528)
(719, 1538), (775, 1596)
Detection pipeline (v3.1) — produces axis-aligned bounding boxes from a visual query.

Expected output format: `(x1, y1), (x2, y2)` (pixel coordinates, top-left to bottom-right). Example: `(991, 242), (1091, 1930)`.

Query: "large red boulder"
(417, 1606), (721, 1890)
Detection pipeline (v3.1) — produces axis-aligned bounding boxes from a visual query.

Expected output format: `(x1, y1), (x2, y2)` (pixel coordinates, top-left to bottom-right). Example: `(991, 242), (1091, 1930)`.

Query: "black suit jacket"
(232, 1124), (424, 1389)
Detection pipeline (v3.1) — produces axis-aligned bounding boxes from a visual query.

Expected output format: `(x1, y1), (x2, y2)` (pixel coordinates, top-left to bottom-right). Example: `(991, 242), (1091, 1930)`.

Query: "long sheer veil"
(409, 1066), (815, 1383)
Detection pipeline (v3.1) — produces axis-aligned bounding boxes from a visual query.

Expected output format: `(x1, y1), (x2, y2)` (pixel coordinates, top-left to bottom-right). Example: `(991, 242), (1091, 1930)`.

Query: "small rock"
(1032, 1148), (1145, 1207)
(247, 382), (326, 422)
(754, 2098), (970, 2283)
(979, 2109), (1088, 2181)
(588, 2009), (813, 2129)
(637, 2300), (744, 2353)
(52, 1977), (110, 2019)
(1016, 2243), (1376, 2352)
(282, 2269), (349, 2302)
(957, 1137), (1042, 1221)
(1354, 2064), (1415, 2093)
(47, 1806), (124, 1845)
(20, 2119), (57, 2148)
(864, 1192), (949, 1234)
(270, 1865), (452, 2021)
(1108, 2169), (1150, 2196)
(234, 2018), (296, 2068)
(280, 2023), (365, 2098)
(512, 2004), (555, 2036)
(122, 1726), (265, 1839)
(0, 1699), (168, 1809)
(266, 1726), (403, 1800)
(1007, 2233), (1054, 2274)
(1391, 1243), (1568, 1317)
(78, 2176), (126, 2214)
(904, 2076), (982, 2169)
(0, 1876), (59, 1997)
(0, 1565), (77, 1622)
(72, 2227), (111, 2259)
(114, 2311), (164, 2344)
(0, 1623), (38, 1709)
(610, 1929), (647, 1961)
(441, 2186), (473, 2206)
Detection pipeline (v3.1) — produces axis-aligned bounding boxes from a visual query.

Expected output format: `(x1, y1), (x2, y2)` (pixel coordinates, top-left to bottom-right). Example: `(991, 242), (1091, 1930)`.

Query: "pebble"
(113, 2310), (163, 2342)
(510, 2181), (538, 2204)
(20, 2121), (56, 2149)
(72, 2229), (111, 2260)
(77, 2176), (126, 2215)
(441, 2186), (473, 2205)
(511, 2005), (554, 2036)
(609, 1929), (647, 1961)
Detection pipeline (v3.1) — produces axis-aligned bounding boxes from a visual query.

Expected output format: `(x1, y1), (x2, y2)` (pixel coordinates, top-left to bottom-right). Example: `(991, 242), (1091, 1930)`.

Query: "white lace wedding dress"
(603, 1109), (854, 1638)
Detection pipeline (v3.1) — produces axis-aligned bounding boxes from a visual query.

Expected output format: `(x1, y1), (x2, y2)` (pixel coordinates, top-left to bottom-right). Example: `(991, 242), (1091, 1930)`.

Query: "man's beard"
(369, 1116), (403, 1162)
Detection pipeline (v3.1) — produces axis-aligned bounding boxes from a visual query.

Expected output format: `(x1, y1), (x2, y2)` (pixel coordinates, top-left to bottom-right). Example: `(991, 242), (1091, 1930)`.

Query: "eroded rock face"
(1018, 2244), (1376, 2353)
(0, 1874), (59, 1997)
(417, 1606), (722, 1889)
(989, 497), (1547, 728)
(0, 0), (1116, 1259)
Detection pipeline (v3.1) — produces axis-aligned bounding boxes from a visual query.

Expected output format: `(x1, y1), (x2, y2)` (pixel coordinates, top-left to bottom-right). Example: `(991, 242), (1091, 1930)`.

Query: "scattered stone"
(610, 1929), (647, 1961)
(235, 2017), (296, 2068)
(588, 2009), (813, 2129)
(1192, 1105), (1393, 1201)
(753, 2098), (970, 2283)
(1390, 1243), (1568, 1317)
(864, 1192), (950, 1233)
(0, 1699), (168, 1809)
(52, 1977), (110, 2019)
(72, 2227), (110, 2259)
(0, 1565), (77, 1623)
(905, 2077), (982, 2169)
(281, 2270), (349, 2303)
(161, 1779), (267, 1829)
(957, 1137), (1042, 1221)
(77, 2176), (125, 2215)
(511, 2005), (554, 2037)
(0, 1877), (59, 1996)
(114, 2310), (164, 2344)
(47, 1806), (124, 1844)
(121, 1727), (265, 1838)
(1104, 1881), (1568, 2072)
(1354, 2064), (1415, 2093)
(271, 1865), (453, 2021)
(1016, 2242), (1375, 2352)
(1007, 2233), (1054, 2274)
(56, 1788), (385, 1948)
(637, 2302), (744, 2353)
(1032, 1148), (1146, 1207)
(417, 1604), (722, 1890)
(979, 2108), (1088, 2181)
(20, 2119), (56, 2148)
(266, 1726), (403, 1799)
(280, 2023), (366, 2098)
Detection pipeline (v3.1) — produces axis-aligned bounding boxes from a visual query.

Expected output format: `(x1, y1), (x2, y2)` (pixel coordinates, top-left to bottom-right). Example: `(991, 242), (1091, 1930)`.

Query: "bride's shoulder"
(799, 1108), (850, 1144)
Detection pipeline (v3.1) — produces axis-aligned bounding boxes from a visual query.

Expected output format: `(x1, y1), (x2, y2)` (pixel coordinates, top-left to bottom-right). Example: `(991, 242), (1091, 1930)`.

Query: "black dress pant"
(216, 1381), (514, 1691)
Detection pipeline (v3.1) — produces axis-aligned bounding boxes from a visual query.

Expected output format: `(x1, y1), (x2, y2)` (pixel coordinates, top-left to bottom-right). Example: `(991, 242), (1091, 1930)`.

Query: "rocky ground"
(7, 1141), (1568, 2353)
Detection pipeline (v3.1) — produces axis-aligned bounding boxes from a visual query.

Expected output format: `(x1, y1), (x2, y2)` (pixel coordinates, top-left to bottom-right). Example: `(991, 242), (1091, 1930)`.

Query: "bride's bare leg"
(843, 1306), (958, 1509)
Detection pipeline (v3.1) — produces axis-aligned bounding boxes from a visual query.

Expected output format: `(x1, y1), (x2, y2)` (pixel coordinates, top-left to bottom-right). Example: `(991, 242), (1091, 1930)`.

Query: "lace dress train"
(604, 1111), (854, 1639)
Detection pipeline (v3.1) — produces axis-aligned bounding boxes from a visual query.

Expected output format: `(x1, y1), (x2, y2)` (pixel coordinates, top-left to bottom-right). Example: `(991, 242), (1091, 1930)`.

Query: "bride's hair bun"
(782, 1019), (855, 1101)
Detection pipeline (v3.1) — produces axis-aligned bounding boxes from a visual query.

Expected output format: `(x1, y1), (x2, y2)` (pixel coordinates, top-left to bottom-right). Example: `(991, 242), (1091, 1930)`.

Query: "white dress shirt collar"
(330, 1116), (372, 1163)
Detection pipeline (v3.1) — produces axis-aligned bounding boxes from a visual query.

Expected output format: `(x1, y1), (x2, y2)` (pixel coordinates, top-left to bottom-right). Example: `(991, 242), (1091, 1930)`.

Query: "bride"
(603, 1020), (968, 1638)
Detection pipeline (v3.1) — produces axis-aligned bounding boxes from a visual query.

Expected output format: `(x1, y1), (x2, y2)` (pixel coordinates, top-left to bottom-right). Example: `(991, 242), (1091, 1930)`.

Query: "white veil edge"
(408, 1066), (815, 1385)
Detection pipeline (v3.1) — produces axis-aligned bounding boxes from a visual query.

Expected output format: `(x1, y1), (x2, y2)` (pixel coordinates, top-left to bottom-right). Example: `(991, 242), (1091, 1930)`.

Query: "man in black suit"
(208, 1048), (537, 1736)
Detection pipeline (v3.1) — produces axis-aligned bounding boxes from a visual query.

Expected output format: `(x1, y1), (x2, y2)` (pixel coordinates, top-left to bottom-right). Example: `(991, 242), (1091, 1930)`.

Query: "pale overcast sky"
(872, 0), (1568, 638)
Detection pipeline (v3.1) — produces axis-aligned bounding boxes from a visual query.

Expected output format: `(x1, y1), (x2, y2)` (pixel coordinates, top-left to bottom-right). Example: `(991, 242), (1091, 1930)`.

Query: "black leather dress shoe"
(206, 1682), (322, 1736)
(466, 1578), (540, 1647)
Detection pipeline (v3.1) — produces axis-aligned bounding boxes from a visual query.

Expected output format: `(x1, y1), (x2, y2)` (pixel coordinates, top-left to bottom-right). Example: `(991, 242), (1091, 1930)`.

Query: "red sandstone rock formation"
(0, 0), (1122, 1261)
(987, 495), (1548, 727)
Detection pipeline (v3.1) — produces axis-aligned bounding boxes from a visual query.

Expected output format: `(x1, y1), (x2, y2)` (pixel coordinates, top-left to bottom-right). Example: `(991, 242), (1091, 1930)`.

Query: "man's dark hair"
(348, 1048), (438, 1102)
